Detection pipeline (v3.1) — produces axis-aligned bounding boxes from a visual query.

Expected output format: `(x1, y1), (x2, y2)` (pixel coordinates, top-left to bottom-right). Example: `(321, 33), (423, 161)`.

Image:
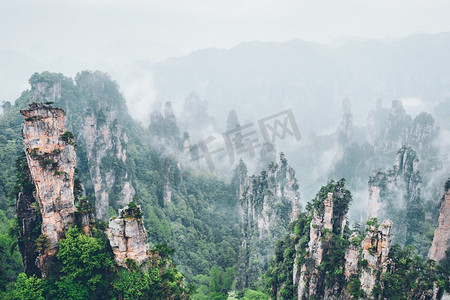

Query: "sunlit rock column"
(107, 203), (149, 268)
(304, 192), (334, 296)
(20, 102), (77, 276)
(359, 220), (393, 298)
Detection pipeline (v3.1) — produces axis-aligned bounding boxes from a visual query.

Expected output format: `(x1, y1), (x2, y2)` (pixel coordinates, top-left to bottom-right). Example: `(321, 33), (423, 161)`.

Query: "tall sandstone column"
(20, 102), (76, 276)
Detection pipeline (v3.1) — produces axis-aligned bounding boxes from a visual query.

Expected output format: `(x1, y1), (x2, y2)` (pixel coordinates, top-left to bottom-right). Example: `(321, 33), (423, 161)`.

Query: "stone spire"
(107, 203), (150, 268)
(20, 102), (77, 276)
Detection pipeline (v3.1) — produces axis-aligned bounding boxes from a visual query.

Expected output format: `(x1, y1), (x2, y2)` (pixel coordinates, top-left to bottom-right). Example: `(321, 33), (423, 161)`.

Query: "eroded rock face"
(295, 189), (348, 300)
(344, 233), (360, 279)
(368, 146), (420, 215)
(31, 81), (61, 103)
(306, 192), (334, 295)
(15, 149), (41, 278)
(236, 154), (299, 288)
(17, 191), (41, 277)
(359, 220), (393, 298)
(296, 214), (392, 300)
(372, 100), (411, 154)
(408, 112), (435, 154)
(239, 156), (299, 239)
(20, 102), (76, 276)
(367, 101), (435, 158)
(367, 146), (421, 245)
(81, 109), (135, 220)
(148, 101), (180, 147)
(107, 204), (149, 268)
(429, 182), (450, 262)
(37, 71), (137, 221)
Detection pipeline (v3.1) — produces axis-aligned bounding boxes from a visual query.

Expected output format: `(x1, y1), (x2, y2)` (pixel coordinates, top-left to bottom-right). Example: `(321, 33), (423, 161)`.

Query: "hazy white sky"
(2, 0), (450, 65)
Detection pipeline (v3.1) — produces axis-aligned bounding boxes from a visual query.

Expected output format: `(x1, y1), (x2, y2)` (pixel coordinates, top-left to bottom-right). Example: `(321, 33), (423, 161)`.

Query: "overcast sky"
(2, 0), (450, 66)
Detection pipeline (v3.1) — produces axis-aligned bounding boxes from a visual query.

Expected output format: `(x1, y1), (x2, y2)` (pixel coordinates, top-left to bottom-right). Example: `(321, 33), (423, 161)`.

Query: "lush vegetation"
(0, 71), (449, 299)
(265, 180), (450, 299)
(0, 71), (241, 299)
(376, 244), (450, 299)
(0, 224), (191, 299)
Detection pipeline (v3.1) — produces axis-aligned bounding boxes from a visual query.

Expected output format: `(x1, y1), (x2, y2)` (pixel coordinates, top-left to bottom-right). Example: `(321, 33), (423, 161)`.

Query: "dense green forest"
(0, 71), (448, 299)
(266, 180), (450, 299)
(0, 72), (245, 299)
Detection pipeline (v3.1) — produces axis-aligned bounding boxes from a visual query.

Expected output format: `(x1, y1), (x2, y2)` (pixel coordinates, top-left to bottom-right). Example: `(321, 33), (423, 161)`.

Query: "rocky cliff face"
(268, 179), (446, 300)
(15, 153), (41, 277)
(333, 100), (439, 226)
(358, 220), (393, 297)
(149, 101), (179, 144)
(276, 181), (393, 300)
(107, 203), (149, 268)
(367, 146), (421, 245)
(30, 71), (136, 220)
(294, 181), (350, 300)
(29, 73), (62, 103)
(297, 192), (336, 298)
(430, 185), (449, 300)
(73, 72), (135, 220)
(374, 100), (412, 154)
(367, 100), (435, 159)
(343, 233), (360, 279)
(408, 112), (435, 154)
(79, 106), (134, 219)
(20, 102), (77, 276)
(17, 191), (41, 276)
(429, 180), (450, 262)
(236, 154), (299, 288)
(15, 95), (187, 295)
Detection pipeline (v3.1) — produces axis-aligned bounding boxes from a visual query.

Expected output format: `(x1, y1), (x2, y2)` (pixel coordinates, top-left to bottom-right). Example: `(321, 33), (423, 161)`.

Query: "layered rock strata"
(107, 203), (149, 268)
(81, 109), (134, 219)
(20, 102), (77, 276)
(236, 154), (299, 288)
(294, 186), (350, 300)
(16, 156), (41, 277)
(358, 220), (393, 297)
(30, 71), (136, 220)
